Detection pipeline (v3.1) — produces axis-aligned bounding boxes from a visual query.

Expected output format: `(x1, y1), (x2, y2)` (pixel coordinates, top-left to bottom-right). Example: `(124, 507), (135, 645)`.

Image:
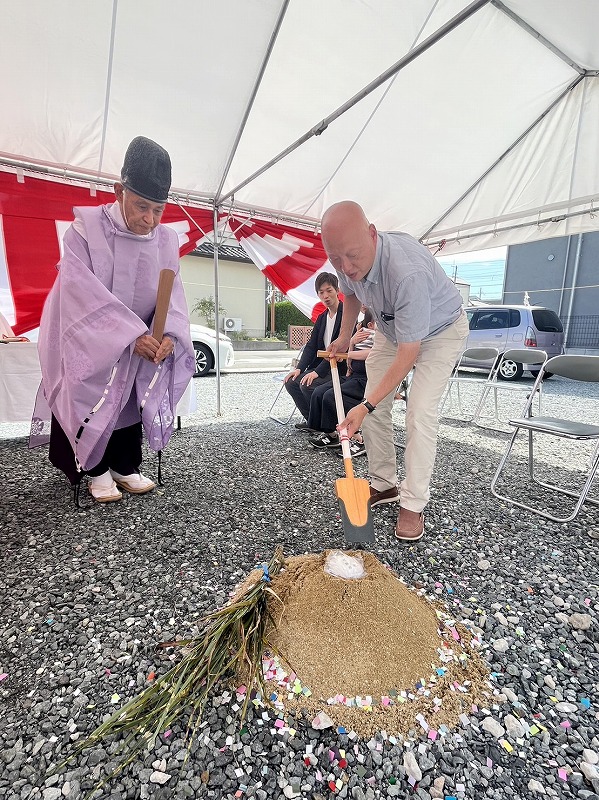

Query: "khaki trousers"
(362, 313), (469, 512)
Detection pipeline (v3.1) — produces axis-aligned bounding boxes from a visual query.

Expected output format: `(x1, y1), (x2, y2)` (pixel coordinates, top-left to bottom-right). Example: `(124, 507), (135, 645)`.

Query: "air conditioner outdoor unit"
(223, 317), (242, 332)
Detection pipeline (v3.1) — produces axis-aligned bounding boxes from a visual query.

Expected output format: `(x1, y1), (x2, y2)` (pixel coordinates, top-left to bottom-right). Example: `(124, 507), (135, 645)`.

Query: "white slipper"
(89, 470), (123, 503)
(110, 470), (156, 495)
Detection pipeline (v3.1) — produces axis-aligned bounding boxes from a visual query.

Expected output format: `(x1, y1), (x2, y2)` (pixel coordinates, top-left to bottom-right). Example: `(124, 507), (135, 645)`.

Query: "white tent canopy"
(2, 0), (599, 254)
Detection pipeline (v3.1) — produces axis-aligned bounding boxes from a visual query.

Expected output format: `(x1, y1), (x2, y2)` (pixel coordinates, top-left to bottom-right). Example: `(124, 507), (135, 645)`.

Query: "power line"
(504, 283), (599, 295)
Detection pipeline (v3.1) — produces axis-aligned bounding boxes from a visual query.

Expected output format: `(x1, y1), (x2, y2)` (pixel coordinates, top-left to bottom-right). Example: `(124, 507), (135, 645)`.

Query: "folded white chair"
(268, 346), (304, 425)
(473, 348), (548, 429)
(490, 354), (599, 523)
(439, 347), (500, 421)
(268, 374), (298, 425)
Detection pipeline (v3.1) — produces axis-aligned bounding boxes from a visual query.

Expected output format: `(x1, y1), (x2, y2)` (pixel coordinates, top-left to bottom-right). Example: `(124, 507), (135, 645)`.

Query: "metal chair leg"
(491, 428), (599, 523)
(268, 382), (297, 425)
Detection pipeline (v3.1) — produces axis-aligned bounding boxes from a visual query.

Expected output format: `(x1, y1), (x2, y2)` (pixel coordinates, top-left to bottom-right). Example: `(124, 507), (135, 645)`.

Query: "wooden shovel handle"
(152, 269), (176, 341)
(329, 357), (354, 475)
(317, 350), (349, 360)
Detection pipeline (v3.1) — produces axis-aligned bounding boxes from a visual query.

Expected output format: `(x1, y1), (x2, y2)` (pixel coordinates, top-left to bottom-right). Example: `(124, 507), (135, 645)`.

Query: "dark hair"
(315, 272), (339, 292)
(361, 309), (373, 327)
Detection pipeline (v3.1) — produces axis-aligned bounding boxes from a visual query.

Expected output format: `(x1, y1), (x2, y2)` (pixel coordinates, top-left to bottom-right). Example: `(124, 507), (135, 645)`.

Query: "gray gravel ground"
(1, 371), (598, 800)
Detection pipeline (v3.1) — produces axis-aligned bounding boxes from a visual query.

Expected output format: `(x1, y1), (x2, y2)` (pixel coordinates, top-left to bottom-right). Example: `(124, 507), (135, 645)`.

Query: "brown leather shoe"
(369, 485), (400, 508)
(395, 509), (425, 542)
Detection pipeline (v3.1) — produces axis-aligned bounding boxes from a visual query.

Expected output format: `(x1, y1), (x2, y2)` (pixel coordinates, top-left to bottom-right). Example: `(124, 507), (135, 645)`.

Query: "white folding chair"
(439, 347), (500, 421)
(473, 348), (548, 428)
(268, 346), (303, 425)
(268, 374), (298, 425)
(491, 355), (599, 523)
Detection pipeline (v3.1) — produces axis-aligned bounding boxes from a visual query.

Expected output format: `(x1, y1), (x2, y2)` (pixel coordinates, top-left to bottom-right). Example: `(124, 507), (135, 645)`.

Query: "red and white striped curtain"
(0, 171), (343, 335)
(0, 171), (214, 335)
(228, 216), (337, 323)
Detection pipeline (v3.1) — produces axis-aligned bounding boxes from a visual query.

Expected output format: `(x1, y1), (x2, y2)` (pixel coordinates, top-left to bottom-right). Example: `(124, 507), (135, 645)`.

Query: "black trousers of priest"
(49, 415), (143, 486)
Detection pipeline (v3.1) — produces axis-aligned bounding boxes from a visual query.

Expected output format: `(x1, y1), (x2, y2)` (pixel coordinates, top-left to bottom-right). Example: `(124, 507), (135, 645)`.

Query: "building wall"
(504, 231), (599, 350)
(504, 235), (570, 313)
(455, 281), (470, 305)
(180, 254), (266, 337)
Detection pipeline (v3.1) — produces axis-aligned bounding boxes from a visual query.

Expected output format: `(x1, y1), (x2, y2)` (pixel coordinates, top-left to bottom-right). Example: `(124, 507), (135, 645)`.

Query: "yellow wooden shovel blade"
(335, 474), (375, 542)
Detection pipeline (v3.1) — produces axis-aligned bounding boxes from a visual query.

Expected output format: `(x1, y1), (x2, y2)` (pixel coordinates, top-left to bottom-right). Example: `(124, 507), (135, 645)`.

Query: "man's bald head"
(321, 201), (370, 232)
(321, 201), (377, 282)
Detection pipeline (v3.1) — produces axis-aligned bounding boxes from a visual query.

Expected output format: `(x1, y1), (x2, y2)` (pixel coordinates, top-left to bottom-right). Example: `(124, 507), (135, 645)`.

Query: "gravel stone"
(568, 613), (593, 631)
(527, 778), (546, 793)
(481, 718), (506, 739)
(503, 715), (526, 739)
(1, 372), (598, 800)
(583, 750), (599, 766)
(150, 771), (172, 785)
(555, 702), (579, 713)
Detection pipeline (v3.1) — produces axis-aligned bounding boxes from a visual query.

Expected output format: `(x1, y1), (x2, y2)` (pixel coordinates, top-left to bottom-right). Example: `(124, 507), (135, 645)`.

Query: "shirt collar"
(362, 234), (382, 285)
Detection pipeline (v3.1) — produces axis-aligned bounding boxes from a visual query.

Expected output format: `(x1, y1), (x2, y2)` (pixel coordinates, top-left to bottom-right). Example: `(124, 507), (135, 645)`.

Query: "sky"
(436, 246), (507, 301)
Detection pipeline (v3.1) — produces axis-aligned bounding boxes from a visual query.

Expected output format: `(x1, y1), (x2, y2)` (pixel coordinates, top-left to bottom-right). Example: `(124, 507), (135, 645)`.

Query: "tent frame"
(3, 0), (599, 416)
(3, 0), (596, 247)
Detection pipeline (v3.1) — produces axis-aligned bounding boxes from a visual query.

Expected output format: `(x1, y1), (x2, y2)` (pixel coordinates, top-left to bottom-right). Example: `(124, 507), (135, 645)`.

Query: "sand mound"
(258, 551), (490, 738)
(268, 551), (441, 698)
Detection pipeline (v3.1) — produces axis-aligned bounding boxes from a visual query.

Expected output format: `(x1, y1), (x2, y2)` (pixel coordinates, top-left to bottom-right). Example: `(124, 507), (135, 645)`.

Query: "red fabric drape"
(0, 171), (214, 334)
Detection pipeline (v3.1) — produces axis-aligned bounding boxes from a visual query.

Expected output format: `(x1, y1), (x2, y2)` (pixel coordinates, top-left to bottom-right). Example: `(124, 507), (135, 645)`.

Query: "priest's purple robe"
(30, 203), (194, 475)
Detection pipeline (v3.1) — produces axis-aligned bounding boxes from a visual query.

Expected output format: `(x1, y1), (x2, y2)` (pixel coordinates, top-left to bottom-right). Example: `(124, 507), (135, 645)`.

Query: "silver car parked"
(462, 305), (565, 380)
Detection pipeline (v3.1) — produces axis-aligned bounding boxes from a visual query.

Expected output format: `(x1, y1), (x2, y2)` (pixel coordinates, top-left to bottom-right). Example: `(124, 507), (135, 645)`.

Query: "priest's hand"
(154, 335), (175, 364)
(134, 334), (160, 360)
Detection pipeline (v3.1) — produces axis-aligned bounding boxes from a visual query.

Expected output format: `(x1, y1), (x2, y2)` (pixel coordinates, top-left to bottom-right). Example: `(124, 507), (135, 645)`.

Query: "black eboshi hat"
(120, 136), (172, 203)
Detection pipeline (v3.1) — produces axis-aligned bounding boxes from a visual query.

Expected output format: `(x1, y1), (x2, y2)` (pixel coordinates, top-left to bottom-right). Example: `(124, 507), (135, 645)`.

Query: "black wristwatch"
(361, 399), (376, 413)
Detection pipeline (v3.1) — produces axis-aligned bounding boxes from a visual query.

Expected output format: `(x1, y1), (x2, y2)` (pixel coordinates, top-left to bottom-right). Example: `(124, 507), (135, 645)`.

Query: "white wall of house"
(455, 280), (470, 305)
(180, 254), (267, 337)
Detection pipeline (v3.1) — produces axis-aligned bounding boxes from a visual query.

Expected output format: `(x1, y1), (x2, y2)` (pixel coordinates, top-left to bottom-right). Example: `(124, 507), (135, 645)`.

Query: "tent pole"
(217, 0), (490, 206)
(213, 205), (222, 416)
(491, 1), (586, 74)
(97, 0), (120, 173)
(214, 0), (290, 203)
(420, 75), (586, 243)
(557, 236), (573, 317)
(302, 0), (441, 218)
(563, 234), (583, 347)
(425, 204), (594, 249)
(0, 160), (329, 232)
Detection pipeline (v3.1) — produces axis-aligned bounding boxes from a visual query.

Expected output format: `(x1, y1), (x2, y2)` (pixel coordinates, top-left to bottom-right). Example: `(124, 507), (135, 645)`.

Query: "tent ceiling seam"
(301, 0), (441, 218)
(98, 0), (119, 174)
(418, 75), (586, 242)
(217, 0), (490, 206)
(492, 1), (586, 75)
(214, 0), (290, 205)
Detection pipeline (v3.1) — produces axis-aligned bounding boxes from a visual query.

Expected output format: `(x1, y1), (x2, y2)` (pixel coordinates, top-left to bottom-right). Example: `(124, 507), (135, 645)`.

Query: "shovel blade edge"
(335, 476), (375, 543)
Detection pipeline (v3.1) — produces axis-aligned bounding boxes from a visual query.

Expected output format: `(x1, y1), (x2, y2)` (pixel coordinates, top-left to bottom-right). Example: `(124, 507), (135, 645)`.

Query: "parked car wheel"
(529, 370), (554, 380)
(497, 358), (523, 381)
(193, 342), (214, 377)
